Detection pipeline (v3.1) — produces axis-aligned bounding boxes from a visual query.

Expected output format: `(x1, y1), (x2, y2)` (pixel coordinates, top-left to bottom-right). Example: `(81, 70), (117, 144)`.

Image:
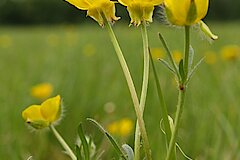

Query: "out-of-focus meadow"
(0, 22), (239, 159)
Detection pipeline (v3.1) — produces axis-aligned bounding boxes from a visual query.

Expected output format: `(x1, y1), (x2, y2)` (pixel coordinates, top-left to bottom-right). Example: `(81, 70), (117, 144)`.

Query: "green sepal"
(27, 120), (49, 129)
(186, 0), (197, 25)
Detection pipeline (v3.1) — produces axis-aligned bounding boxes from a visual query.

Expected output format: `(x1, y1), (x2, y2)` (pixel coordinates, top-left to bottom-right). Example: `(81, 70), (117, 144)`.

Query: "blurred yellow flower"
(83, 44), (96, 56)
(204, 51), (217, 65)
(107, 121), (118, 135)
(0, 35), (12, 48)
(221, 45), (240, 61)
(118, 118), (133, 136)
(65, 0), (120, 26)
(31, 83), (53, 100)
(46, 34), (59, 47)
(107, 118), (133, 137)
(164, 0), (209, 26)
(172, 50), (183, 63)
(22, 95), (61, 129)
(151, 47), (165, 60)
(118, 0), (163, 26)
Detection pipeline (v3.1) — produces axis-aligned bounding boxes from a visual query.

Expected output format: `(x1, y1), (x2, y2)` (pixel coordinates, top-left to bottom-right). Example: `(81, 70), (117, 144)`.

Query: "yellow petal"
(195, 0), (209, 23)
(65, 0), (91, 10)
(22, 105), (49, 129)
(118, 0), (131, 6)
(165, 0), (191, 26)
(40, 95), (61, 123)
(146, 0), (164, 5)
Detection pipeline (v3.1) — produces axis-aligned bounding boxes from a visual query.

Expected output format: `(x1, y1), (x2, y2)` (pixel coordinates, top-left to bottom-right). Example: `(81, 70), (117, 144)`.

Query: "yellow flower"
(107, 118), (133, 137)
(221, 45), (240, 61)
(151, 47), (165, 60)
(118, 0), (164, 26)
(65, 0), (120, 26)
(204, 51), (217, 65)
(164, 0), (209, 26)
(172, 50), (183, 63)
(118, 118), (133, 136)
(22, 95), (61, 129)
(31, 83), (53, 100)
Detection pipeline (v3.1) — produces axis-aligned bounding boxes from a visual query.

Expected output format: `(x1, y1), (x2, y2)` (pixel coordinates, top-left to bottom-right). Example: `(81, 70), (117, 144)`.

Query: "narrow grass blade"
(149, 48), (172, 148)
(176, 143), (193, 160)
(75, 145), (82, 160)
(87, 118), (128, 160)
(78, 123), (90, 160)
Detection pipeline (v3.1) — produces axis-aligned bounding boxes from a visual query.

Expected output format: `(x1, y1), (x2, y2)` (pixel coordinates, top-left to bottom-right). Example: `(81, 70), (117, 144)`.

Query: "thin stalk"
(158, 33), (180, 80)
(165, 26), (190, 160)
(105, 21), (152, 160)
(49, 125), (77, 160)
(165, 90), (186, 160)
(149, 50), (171, 146)
(184, 26), (190, 80)
(134, 21), (150, 160)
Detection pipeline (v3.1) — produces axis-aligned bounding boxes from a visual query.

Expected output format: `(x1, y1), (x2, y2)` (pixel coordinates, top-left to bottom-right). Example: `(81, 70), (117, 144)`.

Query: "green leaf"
(75, 145), (82, 160)
(158, 58), (176, 74)
(78, 123), (90, 160)
(179, 59), (185, 82)
(122, 144), (134, 160)
(188, 45), (194, 72)
(87, 118), (128, 160)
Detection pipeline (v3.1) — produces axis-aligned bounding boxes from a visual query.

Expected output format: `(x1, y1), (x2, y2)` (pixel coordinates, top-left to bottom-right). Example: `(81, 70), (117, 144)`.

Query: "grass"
(0, 21), (240, 159)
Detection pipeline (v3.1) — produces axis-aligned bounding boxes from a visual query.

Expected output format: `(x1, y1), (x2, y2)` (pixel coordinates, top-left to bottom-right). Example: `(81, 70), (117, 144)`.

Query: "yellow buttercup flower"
(30, 83), (53, 100)
(151, 47), (165, 60)
(164, 0), (209, 26)
(118, 0), (164, 26)
(22, 95), (61, 129)
(118, 118), (133, 136)
(221, 45), (240, 61)
(107, 118), (133, 137)
(65, 0), (120, 26)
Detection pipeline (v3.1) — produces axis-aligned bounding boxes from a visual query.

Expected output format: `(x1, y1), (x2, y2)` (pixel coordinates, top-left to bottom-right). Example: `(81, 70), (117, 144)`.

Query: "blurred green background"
(0, 0), (240, 160)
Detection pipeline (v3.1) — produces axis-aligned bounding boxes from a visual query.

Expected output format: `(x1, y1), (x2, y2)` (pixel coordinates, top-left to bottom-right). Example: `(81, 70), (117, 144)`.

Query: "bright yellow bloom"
(221, 45), (240, 61)
(65, 0), (120, 26)
(118, 0), (164, 26)
(164, 0), (209, 26)
(31, 83), (53, 100)
(22, 95), (61, 129)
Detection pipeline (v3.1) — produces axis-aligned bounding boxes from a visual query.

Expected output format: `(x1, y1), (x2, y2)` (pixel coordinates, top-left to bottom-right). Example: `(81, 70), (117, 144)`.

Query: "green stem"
(166, 25), (190, 160)
(149, 51), (171, 146)
(165, 89), (186, 160)
(184, 26), (190, 81)
(105, 21), (152, 160)
(49, 125), (77, 160)
(134, 21), (150, 160)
